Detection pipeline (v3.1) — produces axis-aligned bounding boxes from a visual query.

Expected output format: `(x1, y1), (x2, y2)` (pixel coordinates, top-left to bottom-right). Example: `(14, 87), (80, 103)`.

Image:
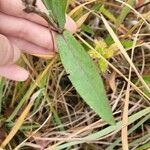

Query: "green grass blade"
(116, 0), (136, 26)
(0, 78), (5, 113)
(47, 107), (150, 150)
(106, 113), (150, 150)
(136, 142), (150, 150)
(129, 133), (150, 148)
(99, 5), (116, 23)
(6, 58), (57, 122)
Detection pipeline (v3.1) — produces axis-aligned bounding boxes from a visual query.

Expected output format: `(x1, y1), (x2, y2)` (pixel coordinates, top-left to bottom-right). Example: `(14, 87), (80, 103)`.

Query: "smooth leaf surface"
(42, 0), (67, 29)
(42, 0), (52, 11)
(56, 31), (115, 125)
(51, 0), (68, 29)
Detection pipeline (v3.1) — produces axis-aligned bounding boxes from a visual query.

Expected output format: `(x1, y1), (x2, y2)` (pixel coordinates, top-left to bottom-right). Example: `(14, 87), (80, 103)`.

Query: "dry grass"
(0, 0), (150, 150)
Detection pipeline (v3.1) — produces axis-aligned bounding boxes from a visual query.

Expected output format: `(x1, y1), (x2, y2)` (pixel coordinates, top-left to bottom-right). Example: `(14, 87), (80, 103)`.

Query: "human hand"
(0, 0), (77, 81)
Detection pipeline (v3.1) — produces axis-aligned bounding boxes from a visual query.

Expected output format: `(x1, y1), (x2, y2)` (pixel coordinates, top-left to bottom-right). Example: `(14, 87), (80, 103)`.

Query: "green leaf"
(99, 59), (108, 73)
(121, 40), (134, 49)
(56, 30), (115, 125)
(42, 0), (52, 10)
(42, 0), (67, 29)
(81, 24), (94, 35)
(142, 76), (150, 97)
(51, 0), (68, 29)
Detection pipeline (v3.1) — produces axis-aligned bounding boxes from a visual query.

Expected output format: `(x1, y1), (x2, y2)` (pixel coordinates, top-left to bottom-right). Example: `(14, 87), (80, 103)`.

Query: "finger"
(0, 13), (55, 51)
(0, 0), (77, 33)
(0, 64), (29, 81)
(0, 0), (46, 26)
(65, 15), (77, 34)
(0, 34), (21, 65)
(7, 35), (55, 57)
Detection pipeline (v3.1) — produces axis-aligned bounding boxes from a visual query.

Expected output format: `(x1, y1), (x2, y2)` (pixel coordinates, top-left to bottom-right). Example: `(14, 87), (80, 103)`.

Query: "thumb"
(0, 34), (21, 65)
(0, 34), (29, 81)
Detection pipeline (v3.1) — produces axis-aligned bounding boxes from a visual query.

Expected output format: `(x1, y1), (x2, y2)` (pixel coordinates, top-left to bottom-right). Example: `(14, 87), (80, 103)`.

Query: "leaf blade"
(56, 31), (115, 125)
(42, 0), (52, 10)
(51, 0), (68, 29)
(116, 0), (136, 26)
(42, 0), (68, 29)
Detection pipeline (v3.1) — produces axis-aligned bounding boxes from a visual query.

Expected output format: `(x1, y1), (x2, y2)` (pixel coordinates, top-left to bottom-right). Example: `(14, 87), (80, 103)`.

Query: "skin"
(0, 0), (77, 81)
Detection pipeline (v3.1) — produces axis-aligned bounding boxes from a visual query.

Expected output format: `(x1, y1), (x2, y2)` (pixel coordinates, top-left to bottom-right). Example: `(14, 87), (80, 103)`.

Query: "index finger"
(0, 0), (77, 33)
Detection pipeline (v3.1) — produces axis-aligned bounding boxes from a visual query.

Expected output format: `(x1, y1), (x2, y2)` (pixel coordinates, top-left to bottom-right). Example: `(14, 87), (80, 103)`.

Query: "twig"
(21, 0), (59, 32)
(21, 0), (59, 50)
(136, 2), (150, 10)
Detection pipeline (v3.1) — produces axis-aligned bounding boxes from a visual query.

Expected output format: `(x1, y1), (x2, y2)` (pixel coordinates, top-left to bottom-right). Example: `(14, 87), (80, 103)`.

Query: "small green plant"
(89, 39), (118, 73)
(22, 0), (115, 125)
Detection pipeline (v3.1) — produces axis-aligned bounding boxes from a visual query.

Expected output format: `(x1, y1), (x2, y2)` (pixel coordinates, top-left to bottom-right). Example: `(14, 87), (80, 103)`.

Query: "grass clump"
(0, 0), (150, 149)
